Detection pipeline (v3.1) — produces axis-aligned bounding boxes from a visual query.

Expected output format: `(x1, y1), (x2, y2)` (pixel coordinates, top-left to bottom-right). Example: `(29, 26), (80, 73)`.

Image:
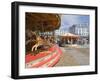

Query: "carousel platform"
(25, 45), (62, 68)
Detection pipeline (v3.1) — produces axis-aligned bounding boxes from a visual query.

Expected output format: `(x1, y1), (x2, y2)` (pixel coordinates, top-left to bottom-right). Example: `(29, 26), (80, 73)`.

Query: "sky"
(57, 14), (90, 32)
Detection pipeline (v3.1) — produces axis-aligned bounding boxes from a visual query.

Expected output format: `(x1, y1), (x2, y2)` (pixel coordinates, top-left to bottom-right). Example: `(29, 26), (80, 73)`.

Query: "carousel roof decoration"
(26, 13), (61, 32)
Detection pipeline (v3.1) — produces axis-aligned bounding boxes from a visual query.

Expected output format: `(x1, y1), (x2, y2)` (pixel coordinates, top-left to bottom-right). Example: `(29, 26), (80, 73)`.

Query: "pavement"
(55, 46), (89, 67)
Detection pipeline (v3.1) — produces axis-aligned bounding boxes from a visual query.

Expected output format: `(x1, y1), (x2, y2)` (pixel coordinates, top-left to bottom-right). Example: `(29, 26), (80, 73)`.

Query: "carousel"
(60, 33), (79, 44)
(25, 13), (62, 68)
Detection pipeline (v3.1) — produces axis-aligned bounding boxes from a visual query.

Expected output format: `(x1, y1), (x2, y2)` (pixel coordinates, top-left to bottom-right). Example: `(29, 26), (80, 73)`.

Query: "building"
(69, 24), (89, 37)
(69, 23), (89, 44)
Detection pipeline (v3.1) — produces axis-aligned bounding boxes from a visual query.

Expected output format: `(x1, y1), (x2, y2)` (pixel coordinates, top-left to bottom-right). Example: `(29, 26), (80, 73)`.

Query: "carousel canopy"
(26, 13), (61, 32)
(60, 33), (79, 38)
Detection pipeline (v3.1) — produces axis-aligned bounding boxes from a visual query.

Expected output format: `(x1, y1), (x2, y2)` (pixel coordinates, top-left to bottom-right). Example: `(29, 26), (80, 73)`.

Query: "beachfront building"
(69, 23), (89, 44)
(69, 24), (89, 37)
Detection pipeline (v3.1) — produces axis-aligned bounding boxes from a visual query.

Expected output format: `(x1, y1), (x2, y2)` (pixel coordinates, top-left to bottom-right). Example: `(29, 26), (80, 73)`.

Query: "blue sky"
(58, 14), (90, 31)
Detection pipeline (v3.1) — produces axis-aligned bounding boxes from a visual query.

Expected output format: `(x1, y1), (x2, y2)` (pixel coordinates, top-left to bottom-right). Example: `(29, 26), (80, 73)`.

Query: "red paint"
(25, 51), (51, 63)
(48, 55), (61, 67)
(31, 52), (58, 68)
